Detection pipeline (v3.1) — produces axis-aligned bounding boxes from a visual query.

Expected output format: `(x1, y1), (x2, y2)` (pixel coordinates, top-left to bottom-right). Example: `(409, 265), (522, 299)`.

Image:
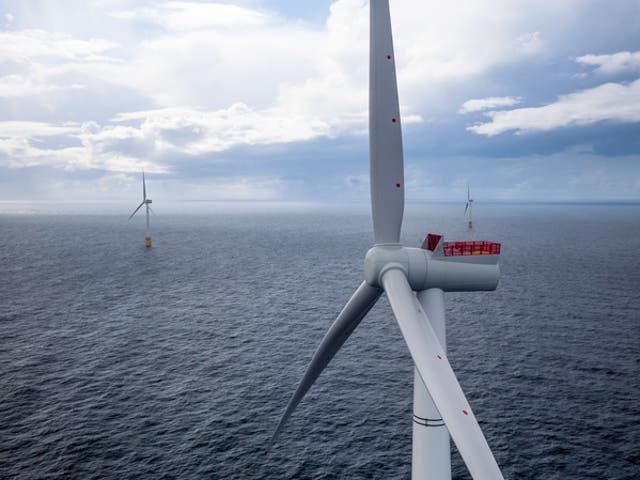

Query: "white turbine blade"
(381, 269), (504, 480)
(128, 202), (144, 220)
(465, 202), (469, 216)
(370, 0), (404, 245)
(267, 281), (382, 451)
(142, 171), (146, 200)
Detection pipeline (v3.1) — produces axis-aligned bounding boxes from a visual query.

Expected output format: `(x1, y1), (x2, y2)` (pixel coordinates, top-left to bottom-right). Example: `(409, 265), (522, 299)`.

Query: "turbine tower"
(268, 1), (504, 479)
(465, 183), (474, 229)
(129, 171), (153, 247)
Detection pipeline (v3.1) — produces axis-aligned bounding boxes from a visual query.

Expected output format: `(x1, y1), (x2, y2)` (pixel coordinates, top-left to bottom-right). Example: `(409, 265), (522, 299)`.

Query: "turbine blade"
(381, 269), (504, 480)
(128, 202), (144, 220)
(267, 281), (382, 451)
(465, 202), (469, 215)
(370, 0), (404, 244)
(148, 206), (156, 216)
(142, 171), (146, 200)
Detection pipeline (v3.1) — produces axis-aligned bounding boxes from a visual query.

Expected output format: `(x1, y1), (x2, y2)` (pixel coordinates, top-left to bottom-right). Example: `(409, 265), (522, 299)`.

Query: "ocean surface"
(1, 204), (639, 479)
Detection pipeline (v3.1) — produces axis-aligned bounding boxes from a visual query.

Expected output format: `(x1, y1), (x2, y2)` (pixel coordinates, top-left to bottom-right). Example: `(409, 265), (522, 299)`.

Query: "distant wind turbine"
(465, 183), (474, 229)
(129, 171), (153, 247)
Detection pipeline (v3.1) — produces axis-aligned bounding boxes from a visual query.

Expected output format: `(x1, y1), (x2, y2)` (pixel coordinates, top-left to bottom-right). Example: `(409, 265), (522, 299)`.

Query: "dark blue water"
(1, 205), (639, 479)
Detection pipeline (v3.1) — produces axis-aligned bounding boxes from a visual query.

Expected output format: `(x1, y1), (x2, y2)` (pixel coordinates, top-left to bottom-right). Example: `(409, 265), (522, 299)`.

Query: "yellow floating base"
(468, 221), (473, 229)
(145, 236), (152, 248)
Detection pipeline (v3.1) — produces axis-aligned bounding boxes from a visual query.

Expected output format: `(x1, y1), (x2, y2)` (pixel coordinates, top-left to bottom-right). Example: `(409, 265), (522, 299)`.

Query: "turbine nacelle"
(364, 242), (499, 293)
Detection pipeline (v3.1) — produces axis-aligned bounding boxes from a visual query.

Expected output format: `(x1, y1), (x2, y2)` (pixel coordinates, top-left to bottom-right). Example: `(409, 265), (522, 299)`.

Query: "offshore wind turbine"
(128, 171), (153, 247)
(465, 183), (474, 229)
(268, 1), (505, 479)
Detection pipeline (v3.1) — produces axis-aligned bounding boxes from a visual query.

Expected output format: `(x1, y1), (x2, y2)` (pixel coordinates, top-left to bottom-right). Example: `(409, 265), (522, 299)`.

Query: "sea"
(1, 203), (639, 479)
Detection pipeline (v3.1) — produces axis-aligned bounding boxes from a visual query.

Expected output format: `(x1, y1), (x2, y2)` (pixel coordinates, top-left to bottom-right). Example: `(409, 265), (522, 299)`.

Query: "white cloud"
(0, 100), (334, 172)
(0, 29), (119, 98)
(516, 31), (544, 55)
(0, 74), (86, 98)
(0, 121), (163, 172)
(115, 103), (332, 154)
(577, 51), (640, 75)
(0, 121), (78, 137)
(110, 2), (269, 30)
(390, 1), (569, 102)
(459, 96), (522, 114)
(0, 0), (578, 151)
(0, 29), (117, 61)
(468, 79), (640, 136)
(1, 0), (638, 206)
(52, 0), (556, 126)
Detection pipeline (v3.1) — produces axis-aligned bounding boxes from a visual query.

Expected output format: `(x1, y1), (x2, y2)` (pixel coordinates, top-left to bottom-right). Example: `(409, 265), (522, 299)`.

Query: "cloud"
(391, 1), (566, 102)
(516, 31), (544, 55)
(0, 121), (78, 137)
(0, 1), (585, 145)
(0, 121), (164, 172)
(110, 2), (269, 31)
(77, 0), (559, 122)
(0, 29), (118, 61)
(468, 79), (640, 136)
(459, 96), (522, 114)
(0, 74), (86, 98)
(577, 50), (640, 75)
(0, 100), (334, 172)
(2, 0), (640, 202)
(114, 103), (332, 155)
(0, 29), (120, 98)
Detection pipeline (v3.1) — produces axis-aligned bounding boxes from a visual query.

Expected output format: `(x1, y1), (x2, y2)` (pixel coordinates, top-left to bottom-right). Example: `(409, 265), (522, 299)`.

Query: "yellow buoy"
(145, 235), (152, 248)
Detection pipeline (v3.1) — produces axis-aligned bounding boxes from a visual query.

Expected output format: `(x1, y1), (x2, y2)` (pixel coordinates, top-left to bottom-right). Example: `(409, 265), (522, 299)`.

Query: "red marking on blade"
(392, 117), (397, 123)
(437, 355), (442, 360)
(463, 410), (469, 415)
(386, 55), (391, 60)
(395, 183), (401, 188)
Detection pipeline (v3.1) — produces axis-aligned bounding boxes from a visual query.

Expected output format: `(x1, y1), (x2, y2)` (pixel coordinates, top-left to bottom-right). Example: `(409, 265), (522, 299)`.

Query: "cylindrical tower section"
(412, 288), (451, 479)
(145, 203), (151, 247)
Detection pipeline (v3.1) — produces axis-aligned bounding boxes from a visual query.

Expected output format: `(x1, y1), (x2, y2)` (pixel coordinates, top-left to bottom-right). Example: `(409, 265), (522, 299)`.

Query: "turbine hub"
(364, 245), (427, 290)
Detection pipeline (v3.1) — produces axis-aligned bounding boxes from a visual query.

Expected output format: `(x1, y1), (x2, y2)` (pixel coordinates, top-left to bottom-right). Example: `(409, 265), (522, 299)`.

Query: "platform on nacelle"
(422, 233), (501, 256)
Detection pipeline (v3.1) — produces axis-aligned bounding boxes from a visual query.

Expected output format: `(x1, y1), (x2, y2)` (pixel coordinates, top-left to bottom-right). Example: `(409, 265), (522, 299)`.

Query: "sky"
(0, 0), (639, 205)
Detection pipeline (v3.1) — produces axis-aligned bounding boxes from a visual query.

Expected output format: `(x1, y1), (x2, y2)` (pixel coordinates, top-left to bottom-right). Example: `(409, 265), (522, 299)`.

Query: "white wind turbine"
(268, 1), (505, 479)
(128, 171), (153, 247)
(465, 183), (474, 229)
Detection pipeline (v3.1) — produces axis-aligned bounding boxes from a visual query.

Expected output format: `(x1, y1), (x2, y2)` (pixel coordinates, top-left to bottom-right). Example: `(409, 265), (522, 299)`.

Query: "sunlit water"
(1, 204), (639, 479)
